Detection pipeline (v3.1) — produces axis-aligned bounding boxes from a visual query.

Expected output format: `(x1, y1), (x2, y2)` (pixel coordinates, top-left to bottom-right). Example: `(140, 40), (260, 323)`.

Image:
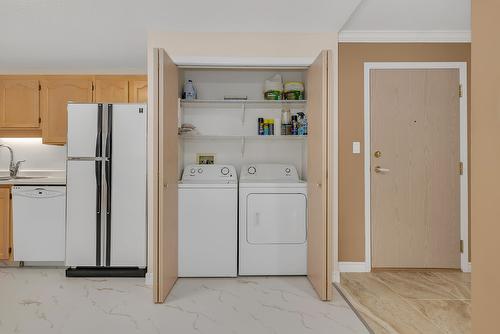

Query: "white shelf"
(180, 99), (307, 108)
(180, 134), (307, 141)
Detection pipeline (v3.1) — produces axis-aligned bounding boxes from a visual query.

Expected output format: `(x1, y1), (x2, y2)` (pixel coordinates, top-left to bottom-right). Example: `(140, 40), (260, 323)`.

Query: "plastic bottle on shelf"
(281, 106), (291, 135)
(291, 115), (298, 135)
(297, 112), (308, 136)
(183, 80), (197, 100)
(269, 119), (275, 135)
(263, 120), (269, 135)
(258, 118), (264, 135)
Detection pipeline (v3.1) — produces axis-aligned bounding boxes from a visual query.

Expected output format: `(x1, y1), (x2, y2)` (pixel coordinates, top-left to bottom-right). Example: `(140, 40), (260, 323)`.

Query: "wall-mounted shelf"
(180, 133), (306, 157)
(180, 99), (307, 108)
(180, 134), (307, 141)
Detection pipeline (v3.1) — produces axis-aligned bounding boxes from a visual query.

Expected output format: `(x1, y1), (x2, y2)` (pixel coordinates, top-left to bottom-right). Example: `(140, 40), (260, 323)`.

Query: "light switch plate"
(352, 142), (361, 154)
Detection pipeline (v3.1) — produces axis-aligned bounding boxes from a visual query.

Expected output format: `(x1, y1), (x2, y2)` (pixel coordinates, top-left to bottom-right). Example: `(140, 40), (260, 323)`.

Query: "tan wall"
(338, 43), (471, 262)
(471, 1), (500, 332)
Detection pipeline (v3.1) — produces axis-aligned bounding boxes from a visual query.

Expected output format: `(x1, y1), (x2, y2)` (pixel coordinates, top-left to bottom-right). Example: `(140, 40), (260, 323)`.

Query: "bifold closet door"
(153, 48), (179, 303)
(306, 50), (332, 301)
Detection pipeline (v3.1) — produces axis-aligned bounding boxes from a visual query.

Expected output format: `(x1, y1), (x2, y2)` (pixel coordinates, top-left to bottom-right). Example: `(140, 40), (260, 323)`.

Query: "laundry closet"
(152, 48), (333, 303)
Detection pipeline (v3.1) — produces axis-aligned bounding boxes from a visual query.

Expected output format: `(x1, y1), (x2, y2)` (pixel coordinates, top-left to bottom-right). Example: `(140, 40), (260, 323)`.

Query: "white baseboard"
(465, 262), (472, 273)
(333, 271), (341, 283)
(339, 262), (370, 273)
(145, 272), (153, 286)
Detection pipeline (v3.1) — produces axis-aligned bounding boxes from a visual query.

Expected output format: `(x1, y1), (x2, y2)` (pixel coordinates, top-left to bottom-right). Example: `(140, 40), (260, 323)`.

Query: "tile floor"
(339, 271), (471, 334)
(0, 268), (369, 334)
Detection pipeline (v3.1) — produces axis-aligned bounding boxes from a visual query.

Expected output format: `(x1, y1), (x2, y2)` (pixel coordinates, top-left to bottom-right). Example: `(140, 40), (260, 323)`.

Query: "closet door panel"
(306, 50), (332, 301)
(153, 49), (179, 303)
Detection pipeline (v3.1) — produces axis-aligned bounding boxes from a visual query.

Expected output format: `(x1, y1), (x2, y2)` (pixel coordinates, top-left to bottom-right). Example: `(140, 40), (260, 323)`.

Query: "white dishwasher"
(12, 186), (66, 262)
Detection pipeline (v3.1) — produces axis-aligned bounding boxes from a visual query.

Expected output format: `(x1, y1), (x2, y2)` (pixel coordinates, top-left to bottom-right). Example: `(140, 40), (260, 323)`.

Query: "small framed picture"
(196, 153), (215, 165)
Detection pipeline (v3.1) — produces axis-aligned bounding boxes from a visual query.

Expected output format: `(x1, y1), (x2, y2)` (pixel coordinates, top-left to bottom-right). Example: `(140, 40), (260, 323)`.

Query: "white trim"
(339, 30), (471, 43)
(333, 271), (341, 283)
(171, 56), (314, 68)
(145, 272), (153, 286)
(339, 262), (370, 273)
(364, 62), (469, 273)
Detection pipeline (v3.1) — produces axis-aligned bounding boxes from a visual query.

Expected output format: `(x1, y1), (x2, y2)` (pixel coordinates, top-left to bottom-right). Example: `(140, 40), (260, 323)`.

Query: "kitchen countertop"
(0, 170), (66, 186)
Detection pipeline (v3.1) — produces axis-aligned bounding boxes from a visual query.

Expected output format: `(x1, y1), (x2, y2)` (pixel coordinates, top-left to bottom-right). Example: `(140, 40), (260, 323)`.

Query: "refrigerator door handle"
(96, 104), (103, 158)
(104, 104), (112, 266)
(95, 160), (102, 266)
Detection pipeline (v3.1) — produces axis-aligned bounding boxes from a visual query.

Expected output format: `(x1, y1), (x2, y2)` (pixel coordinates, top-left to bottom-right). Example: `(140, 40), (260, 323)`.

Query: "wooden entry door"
(153, 48), (179, 303)
(306, 50), (332, 300)
(370, 69), (461, 269)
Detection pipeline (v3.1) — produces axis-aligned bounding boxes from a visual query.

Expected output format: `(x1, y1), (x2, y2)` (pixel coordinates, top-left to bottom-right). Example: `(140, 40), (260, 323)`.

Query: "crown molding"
(339, 30), (471, 43)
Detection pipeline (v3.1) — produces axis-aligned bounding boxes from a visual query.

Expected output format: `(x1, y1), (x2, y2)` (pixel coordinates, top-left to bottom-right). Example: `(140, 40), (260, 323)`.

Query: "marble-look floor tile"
(0, 268), (369, 334)
(406, 299), (471, 334)
(339, 273), (443, 334)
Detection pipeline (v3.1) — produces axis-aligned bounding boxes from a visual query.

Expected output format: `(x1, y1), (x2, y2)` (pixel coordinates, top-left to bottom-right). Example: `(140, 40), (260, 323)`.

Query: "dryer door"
(247, 193), (307, 244)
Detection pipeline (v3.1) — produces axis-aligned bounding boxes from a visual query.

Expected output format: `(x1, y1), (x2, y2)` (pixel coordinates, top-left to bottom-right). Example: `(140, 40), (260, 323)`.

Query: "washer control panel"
(182, 164), (237, 182)
(240, 164), (300, 181)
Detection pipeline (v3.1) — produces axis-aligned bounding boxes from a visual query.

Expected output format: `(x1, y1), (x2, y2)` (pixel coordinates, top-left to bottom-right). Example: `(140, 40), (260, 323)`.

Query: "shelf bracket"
(241, 102), (246, 124)
(241, 136), (246, 157)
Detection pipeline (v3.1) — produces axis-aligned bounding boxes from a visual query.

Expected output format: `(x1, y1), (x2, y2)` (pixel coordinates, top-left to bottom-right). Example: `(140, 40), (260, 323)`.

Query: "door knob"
(374, 166), (390, 173)
(374, 150), (382, 158)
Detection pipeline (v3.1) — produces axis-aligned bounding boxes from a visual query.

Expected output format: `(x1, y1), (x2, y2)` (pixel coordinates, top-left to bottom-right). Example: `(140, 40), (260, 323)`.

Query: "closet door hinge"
(459, 84), (463, 98)
(460, 240), (464, 253)
(459, 162), (464, 175)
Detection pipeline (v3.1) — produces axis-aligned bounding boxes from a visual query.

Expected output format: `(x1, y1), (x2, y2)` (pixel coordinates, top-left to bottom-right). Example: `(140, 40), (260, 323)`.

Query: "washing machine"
(239, 164), (307, 275)
(179, 164), (237, 277)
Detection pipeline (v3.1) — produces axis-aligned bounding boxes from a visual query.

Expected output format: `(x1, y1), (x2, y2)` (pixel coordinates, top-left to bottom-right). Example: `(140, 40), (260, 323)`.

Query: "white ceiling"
(342, 0), (470, 31)
(0, 0), (361, 73)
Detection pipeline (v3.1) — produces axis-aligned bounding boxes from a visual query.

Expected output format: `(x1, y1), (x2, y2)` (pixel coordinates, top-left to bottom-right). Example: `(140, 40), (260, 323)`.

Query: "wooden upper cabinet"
(40, 78), (94, 145)
(95, 77), (129, 103)
(0, 187), (10, 260)
(0, 79), (40, 128)
(129, 78), (148, 103)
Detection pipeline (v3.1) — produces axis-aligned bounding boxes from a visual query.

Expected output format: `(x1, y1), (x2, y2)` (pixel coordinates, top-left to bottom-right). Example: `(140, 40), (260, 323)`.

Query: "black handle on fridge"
(95, 104), (103, 266)
(95, 160), (102, 266)
(104, 104), (112, 267)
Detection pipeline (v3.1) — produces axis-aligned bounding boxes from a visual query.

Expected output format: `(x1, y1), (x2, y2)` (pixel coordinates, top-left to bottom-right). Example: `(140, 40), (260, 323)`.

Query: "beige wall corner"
(471, 1), (500, 333)
(338, 43), (471, 262)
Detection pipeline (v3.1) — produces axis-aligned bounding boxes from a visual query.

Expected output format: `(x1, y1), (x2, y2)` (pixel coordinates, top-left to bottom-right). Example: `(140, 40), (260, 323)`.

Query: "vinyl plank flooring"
(340, 271), (471, 334)
(339, 273), (444, 334)
(405, 299), (471, 334)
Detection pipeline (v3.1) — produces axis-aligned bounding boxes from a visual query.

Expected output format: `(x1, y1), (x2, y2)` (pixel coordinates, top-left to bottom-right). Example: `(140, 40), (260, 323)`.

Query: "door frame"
(363, 62), (469, 272)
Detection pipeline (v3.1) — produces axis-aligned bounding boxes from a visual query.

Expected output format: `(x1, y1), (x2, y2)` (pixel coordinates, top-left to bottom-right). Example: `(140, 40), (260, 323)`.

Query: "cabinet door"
(94, 78), (129, 103)
(153, 49), (179, 303)
(40, 78), (94, 145)
(306, 50), (332, 301)
(129, 79), (148, 103)
(0, 79), (40, 128)
(0, 187), (10, 260)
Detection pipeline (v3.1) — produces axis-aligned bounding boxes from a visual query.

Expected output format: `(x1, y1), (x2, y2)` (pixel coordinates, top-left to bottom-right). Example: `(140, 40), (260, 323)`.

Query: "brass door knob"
(374, 150), (382, 158)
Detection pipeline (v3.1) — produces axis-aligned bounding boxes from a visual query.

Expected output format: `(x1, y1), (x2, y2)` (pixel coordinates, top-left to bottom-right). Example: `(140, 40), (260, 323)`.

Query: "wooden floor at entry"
(339, 271), (471, 334)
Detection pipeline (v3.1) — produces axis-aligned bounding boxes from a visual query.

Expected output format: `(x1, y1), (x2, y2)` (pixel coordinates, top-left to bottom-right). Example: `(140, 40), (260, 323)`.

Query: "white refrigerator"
(65, 103), (147, 277)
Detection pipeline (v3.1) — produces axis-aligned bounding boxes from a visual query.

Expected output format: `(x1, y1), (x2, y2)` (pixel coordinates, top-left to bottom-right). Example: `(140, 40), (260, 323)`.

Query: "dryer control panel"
(181, 164), (237, 182)
(240, 164), (300, 181)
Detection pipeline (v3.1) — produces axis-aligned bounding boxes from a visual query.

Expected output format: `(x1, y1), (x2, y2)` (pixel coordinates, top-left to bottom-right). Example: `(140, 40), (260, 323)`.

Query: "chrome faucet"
(0, 144), (25, 178)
